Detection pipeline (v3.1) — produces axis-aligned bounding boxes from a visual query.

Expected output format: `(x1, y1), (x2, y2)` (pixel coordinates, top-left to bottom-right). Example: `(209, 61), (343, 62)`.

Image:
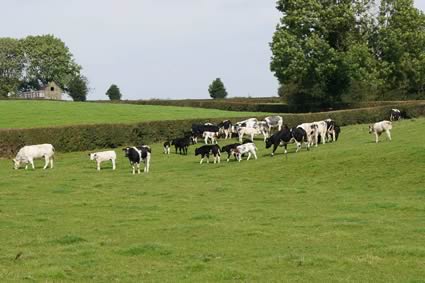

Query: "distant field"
(0, 119), (424, 281)
(0, 100), (270, 129)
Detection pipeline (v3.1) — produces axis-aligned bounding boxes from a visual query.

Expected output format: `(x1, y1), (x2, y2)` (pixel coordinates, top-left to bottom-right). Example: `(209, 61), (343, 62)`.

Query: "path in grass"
(0, 119), (424, 281)
(0, 100), (270, 129)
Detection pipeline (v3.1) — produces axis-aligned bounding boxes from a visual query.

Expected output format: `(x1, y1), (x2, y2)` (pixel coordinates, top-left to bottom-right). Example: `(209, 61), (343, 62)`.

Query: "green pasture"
(0, 100), (269, 129)
(0, 119), (424, 281)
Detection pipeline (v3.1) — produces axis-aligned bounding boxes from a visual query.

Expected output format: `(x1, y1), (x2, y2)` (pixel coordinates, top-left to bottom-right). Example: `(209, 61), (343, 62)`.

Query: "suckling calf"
(13, 144), (55, 170)
(89, 150), (116, 171)
(369, 120), (392, 143)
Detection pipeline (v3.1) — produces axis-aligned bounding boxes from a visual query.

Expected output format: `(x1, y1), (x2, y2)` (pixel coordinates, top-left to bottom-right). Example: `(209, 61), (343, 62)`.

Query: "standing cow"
(369, 120), (392, 143)
(13, 144), (55, 170)
(264, 115), (283, 131)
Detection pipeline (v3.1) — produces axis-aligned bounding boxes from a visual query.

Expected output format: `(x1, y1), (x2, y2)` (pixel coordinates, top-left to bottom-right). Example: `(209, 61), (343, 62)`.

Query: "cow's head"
(12, 158), (20, 170)
(265, 138), (272, 149)
(368, 125), (373, 134)
(122, 147), (130, 157)
(89, 153), (96, 160)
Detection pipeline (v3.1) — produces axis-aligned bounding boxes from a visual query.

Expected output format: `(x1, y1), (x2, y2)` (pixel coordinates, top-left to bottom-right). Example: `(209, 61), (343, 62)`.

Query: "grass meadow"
(0, 118), (424, 281)
(0, 100), (270, 129)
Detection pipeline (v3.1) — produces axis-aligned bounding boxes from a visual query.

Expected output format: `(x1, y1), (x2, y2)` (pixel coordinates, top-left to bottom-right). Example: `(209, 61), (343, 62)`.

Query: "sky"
(1, 0), (424, 100)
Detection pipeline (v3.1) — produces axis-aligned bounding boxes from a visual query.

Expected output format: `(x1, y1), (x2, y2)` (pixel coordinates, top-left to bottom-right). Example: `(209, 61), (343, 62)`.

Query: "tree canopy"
(0, 34), (84, 99)
(208, 78), (228, 99)
(68, 75), (88, 102)
(271, 0), (425, 109)
(106, 84), (122, 100)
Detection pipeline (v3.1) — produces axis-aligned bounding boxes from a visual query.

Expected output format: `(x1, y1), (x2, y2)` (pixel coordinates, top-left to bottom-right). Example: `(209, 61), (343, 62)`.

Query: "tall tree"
(67, 75), (88, 101)
(0, 38), (25, 97)
(270, 0), (378, 108)
(20, 34), (81, 91)
(106, 84), (122, 100)
(376, 0), (425, 99)
(208, 78), (228, 99)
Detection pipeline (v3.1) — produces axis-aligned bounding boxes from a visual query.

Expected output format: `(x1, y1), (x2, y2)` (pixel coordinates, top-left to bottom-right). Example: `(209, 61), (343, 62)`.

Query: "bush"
(1, 102), (424, 157)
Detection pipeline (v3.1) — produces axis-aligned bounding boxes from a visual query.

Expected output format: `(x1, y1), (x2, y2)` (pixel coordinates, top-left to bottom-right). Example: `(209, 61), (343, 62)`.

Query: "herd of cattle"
(10, 109), (402, 174)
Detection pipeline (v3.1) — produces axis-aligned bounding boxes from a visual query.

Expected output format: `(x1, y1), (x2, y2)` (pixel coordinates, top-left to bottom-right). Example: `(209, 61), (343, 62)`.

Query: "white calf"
(13, 144), (55, 170)
(232, 143), (258, 162)
(369, 120), (392, 143)
(238, 126), (262, 142)
(89, 150), (116, 171)
(203, 131), (219, 144)
(313, 121), (328, 145)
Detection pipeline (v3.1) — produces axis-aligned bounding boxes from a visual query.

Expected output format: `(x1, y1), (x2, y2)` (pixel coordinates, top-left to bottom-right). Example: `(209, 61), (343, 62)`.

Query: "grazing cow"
(218, 120), (233, 139)
(297, 123), (318, 147)
(163, 141), (171, 155)
(122, 146), (151, 174)
(171, 137), (192, 155)
(369, 120), (392, 143)
(232, 142), (258, 162)
(264, 115), (283, 131)
(89, 150), (116, 171)
(265, 128), (292, 157)
(221, 143), (241, 162)
(390, 109), (402, 121)
(13, 144), (55, 170)
(203, 131), (219, 144)
(195, 144), (221, 164)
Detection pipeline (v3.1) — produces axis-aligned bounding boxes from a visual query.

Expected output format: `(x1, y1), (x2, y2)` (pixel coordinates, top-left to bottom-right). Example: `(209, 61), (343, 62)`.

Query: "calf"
(89, 150), (116, 171)
(390, 109), (402, 121)
(203, 131), (219, 144)
(313, 120), (328, 145)
(218, 120), (233, 139)
(232, 142), (257, 162)
(369, 120), (392, 143)
(13, 144), (55, 170)
(171, 137), (191, 155)
(221, 143), (241, 162)
(290, 127), (309, 152)
(195, 144), (221, 164)
(123, 146), (151, 174)
(297, 123), (318, 147)
(264, 115), (283, 131)
(163, 141), (171, 155)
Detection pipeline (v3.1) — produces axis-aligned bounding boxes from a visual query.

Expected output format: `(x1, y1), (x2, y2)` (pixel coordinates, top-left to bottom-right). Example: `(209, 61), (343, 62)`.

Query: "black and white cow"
(122, 146), (151, 174)
(390, 109), (402, 121)
(171, 137), (192, 155)
(195, 144), (221, 164)
(290, 127), (309, 152)
(218, 120), (233, 139)
(265, 127), (293, 157)
(163, 141), (171, 155)
(264, 115), (283, 131)
(221, 143), (241, 162)
(231, 143), (258, 162)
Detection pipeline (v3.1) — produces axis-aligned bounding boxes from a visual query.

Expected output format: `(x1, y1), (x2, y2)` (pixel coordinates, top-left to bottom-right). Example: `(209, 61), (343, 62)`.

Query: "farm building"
(18, 82), (63, 100)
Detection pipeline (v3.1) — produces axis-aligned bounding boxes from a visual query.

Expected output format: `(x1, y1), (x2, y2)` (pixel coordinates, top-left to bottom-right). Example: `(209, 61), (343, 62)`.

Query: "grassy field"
(0, 100), (270, 129)
(0, 119), (424, 281)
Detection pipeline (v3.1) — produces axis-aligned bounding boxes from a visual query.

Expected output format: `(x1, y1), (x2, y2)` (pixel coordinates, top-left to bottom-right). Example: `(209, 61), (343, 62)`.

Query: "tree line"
(270, 0), (425, 110)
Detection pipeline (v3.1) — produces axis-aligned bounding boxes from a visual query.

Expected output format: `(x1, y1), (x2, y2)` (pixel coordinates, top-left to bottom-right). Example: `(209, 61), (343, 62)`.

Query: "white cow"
(238, 126), (263, 142)
(89, 150), (116, 171)
(202, 131), (219, 144)
(313, 120), (328, 145)
(264, 115), (283, 131)
(297, 123), (318, 147)
(235, 118), (258, 129)
(369, 120), (392, 143)
(232, 143), (258, 162)
(13, 144), (55, 170)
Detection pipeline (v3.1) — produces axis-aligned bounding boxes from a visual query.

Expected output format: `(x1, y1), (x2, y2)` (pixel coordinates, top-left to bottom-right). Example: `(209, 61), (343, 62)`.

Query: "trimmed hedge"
(1, 102), (424, 158)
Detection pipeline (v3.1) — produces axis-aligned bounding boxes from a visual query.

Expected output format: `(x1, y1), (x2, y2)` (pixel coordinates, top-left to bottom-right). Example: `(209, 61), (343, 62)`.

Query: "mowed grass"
(0, 119), (424, 282)
(0, 100), (270, 129)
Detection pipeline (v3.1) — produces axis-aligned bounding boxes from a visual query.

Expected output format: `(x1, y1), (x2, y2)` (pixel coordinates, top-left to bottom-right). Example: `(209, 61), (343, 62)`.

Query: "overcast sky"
(1, 1), (424, 100)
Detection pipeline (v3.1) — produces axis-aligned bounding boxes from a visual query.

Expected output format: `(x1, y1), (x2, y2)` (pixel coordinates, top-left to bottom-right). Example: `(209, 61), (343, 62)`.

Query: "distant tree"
(208, 78), (228, 99)
(106, 84), (122, 100)
(68, 75), (88, 101)
(20, 34), (81, 91)
(0, 38), (25, 97)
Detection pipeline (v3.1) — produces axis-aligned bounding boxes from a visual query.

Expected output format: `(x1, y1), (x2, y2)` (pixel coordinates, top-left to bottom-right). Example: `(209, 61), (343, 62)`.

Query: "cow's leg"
(253, 150), (257, 160)
(132, 164), (135, 174)
(295, 141), (301, 152)
(97, 161), (101, 171)
(25, 164), (28, 170)
(217, 154), (221, 163)
(247, 152), (251, 161)
(238, 132), (243, 143)
(227, 152), (231, 162)
(29, 159), (35, 170)
(386, 130), (392, 141)
(137, 163), (141, 174)
(204, 136), (208, 144)
(42, 156), (49, 169)
(200, 155), (204, 164)
(375, 132), (379, 143)
(206, 153), (210, 164)
(112, 159), (116, 170)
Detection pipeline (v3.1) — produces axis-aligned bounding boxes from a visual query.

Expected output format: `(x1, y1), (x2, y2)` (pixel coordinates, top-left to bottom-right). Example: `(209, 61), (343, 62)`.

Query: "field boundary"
(1, 102), (424, 157)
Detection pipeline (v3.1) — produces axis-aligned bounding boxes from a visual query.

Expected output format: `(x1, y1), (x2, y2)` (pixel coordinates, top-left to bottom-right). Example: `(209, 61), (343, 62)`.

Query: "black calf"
(265, 126), (292, 156)
(171, 137), (191, 155)
(195, 144), (221, 164)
